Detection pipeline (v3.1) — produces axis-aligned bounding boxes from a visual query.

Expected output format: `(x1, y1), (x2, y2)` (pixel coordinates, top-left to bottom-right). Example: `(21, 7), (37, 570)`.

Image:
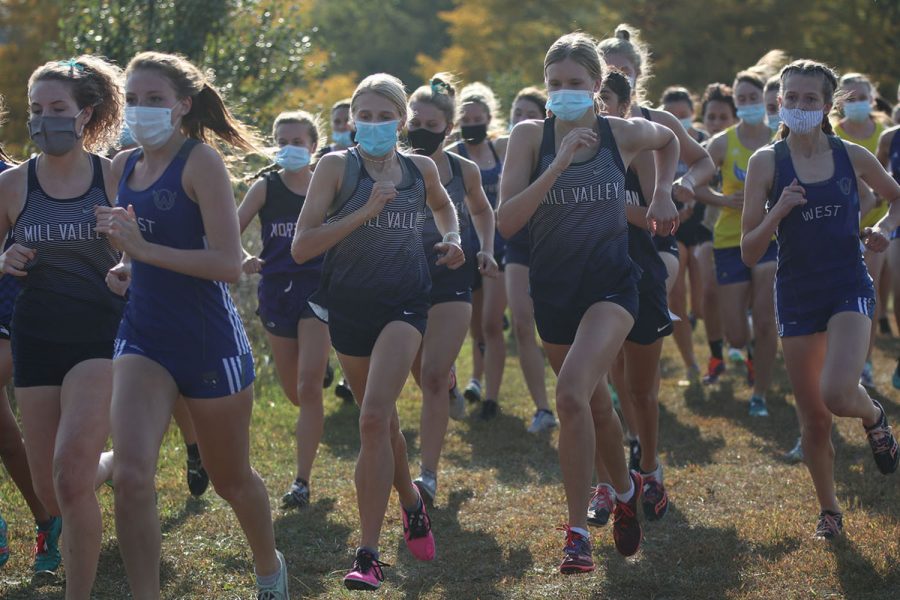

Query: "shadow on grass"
(598, 504), (799, 600)
(658, 402), (725, 466)
(828, 535), (900, 597)
(319, 397), (361, 459)
(272, 496), (353, 598)
(450, 409), (559, 486)
(393, 488), (532, 599)
(682, 373), (802, 460)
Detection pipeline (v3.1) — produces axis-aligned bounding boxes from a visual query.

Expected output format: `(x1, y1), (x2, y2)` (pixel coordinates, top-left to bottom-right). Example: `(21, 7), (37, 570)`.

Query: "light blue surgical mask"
(736, 103), (766, 125)
(275, 145), (311, 171)
(679, 117), (694, 131)
(546, 90), (594, 121)
(843, 100), (872, 122)
(333, 130), (353, 147)
(355, 120), (399, 156)
(767, 113), (781, 132)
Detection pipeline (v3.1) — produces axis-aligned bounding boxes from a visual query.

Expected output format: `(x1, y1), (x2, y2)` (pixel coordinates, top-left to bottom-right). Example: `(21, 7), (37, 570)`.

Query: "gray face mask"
(28, 109), (84, 156)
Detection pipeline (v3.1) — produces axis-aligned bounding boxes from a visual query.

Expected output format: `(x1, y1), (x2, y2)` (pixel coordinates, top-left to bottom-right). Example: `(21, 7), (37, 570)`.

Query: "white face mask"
(779, 107), (823, 135)
(124, 105), (177, 150)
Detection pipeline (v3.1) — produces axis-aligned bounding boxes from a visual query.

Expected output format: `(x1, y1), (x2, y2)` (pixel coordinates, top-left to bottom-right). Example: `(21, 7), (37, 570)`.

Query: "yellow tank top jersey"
(714, 126), (756, 249)
(836, 120), (886, 229)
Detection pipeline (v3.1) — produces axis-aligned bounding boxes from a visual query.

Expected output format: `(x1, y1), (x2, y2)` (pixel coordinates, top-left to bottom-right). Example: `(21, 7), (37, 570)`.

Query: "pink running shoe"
(343, 548), (389, 591)
(401, 488), (436, 561)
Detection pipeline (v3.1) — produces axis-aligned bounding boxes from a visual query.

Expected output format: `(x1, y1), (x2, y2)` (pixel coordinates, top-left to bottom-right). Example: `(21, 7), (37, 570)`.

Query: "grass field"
(1, 285), (899, 598)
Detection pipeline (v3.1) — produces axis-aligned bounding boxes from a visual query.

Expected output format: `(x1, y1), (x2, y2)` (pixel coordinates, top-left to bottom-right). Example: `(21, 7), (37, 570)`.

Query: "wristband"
(443, 231), (462, 245)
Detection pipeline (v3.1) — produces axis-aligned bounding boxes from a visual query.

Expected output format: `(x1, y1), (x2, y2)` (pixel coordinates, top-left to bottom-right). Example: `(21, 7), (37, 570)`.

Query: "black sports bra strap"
(488, 140), (500, 163)
(176, 138), (201, 161)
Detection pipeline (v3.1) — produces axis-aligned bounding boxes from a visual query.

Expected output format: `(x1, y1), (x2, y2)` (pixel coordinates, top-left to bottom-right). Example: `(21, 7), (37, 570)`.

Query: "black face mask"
(461, 123), (488, 145)
(408, 128), (447, 156)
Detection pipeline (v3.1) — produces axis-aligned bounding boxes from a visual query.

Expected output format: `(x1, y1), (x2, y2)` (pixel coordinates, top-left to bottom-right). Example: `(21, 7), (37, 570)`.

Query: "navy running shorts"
(776, 287), (875, 338)
(257, 272), (321, 338)
(714, 240), (777, 286)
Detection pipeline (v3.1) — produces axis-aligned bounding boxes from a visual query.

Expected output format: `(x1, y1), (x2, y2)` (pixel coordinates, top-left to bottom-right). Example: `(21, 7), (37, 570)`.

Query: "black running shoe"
(186, 454), (209, 497)
(628, 439), (642, 473)
(281, 478), (310, 509)
(879, 316), (892, 336)
(865, 400), (899, 474)
(612, 471), (643, 557)
(480, 399), (498, 420)
(814, 510), (843, 539)
(335, 379), (354, 404)
(323, 362), (334, 389)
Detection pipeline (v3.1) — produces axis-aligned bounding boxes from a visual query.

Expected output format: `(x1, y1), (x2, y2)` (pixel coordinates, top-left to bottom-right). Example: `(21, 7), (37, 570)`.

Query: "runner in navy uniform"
(406, 73), (499, 505)
(239, 111), (331, 511)
(495, 86), (558, 433)
(453, 83), (506, 418)
(499, 33), (679, 575)
(293, 73), (464, 590)
(742, 60), (900, 539)
(591, 70), (674, 527)
(0, 97), (57, 575)
(0, 55), (124, 596)
(97, 51), (287, 599)
(876, 122), (900, 387)
(598, 25), (716, 293)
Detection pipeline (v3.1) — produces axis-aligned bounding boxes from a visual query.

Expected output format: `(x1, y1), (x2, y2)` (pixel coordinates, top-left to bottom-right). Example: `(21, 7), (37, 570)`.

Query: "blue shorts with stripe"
(113, 335), (255, 399)
(775, 288), (875, 338)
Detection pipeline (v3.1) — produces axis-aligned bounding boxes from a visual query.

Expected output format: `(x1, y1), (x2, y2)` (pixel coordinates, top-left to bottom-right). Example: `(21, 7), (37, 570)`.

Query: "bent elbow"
(740, 244), (759, 269)
(496, 210), (515, 240)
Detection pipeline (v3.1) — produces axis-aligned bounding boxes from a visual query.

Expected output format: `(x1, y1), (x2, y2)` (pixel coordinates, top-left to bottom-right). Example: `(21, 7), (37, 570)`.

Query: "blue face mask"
(333, 130), (353, 147)
(843, 100), (872, 122)
(275, 145), (311, 171)
(355, 120), (399, 156)
(679, 117), (694, 130)
(736, 103), (766, 125)
(767, 113), (781, 132)
(546, 89), (594, 121)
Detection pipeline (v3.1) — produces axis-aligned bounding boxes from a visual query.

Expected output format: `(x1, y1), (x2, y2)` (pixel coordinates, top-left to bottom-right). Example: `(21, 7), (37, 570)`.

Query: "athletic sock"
(256, 563), (281, 588)
(570, 526), (590, 539)
(36, 517), (55, 530)
(359, 546), (379, 560)
(709, 340), (723, 360)
(295, 477), (309, 488)
(617, 480), (635, 503)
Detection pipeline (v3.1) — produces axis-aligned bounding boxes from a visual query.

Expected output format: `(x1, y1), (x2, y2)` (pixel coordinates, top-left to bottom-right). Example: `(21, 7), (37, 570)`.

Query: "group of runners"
(0, 22), (899, 599)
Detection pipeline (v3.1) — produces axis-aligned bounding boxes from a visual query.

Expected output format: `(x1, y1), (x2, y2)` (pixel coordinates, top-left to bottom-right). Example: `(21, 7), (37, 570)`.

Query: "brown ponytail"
(126, 52), (262, 155)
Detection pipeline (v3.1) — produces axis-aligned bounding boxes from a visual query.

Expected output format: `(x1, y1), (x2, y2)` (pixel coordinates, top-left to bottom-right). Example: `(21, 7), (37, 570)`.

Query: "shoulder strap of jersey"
(768, 139), (792, 207)
(597, 115), (627, 175)
(640, 106), (652, 121)
(487, 140), (501, 163)
(446, 152), (467, 195)
(176, 138), (201, 161)
(332, 148), (362, 215)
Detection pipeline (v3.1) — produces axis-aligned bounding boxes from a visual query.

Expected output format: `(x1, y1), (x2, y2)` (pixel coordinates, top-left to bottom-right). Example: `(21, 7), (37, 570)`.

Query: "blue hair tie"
(58, 58), (85, 75)
(431, 79), (450, 96)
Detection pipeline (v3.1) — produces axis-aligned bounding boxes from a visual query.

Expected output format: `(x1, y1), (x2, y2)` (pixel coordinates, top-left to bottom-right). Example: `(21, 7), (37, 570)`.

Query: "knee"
(358, 406), (392, 441)
(296, 375), (323, 409)
(819, 382), (857, 415)
(52, 461), (93, 507)
(512, 316), (534, 343)
(112, 459), (156, 500)
(801, 411), (833, 443)
(629, 387), (657, 409)
(210, 468), (257, 504)
(752, 313), (776, 337)
(556, 386), (586, 422)
(419, 366), (447, 396)
(483, 316), (504, 339)
(0, 431), (24, 459)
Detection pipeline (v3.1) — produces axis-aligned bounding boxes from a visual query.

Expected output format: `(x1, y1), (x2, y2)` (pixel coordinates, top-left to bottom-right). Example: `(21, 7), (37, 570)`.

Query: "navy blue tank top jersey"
(117, 140), (251, 358)
(766, 137), (872, 306)
(530, 116), (636, 308)
(258, 171), (323, 278)
(13, 154), (124, 341)
(0, 160), (18, 326)
(624, 168), (669, 292)
(890, 129), (900, 185)
(636, 107), (680, 249)
(311, 147), (430, 310)
(455, 140), (506, 256)
(422, 153), (475, 275)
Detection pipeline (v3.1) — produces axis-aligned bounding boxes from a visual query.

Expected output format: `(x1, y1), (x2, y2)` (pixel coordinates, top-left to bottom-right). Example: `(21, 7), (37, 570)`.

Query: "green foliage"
(310, 0), (454, 89)
(58, 0), (320, 125)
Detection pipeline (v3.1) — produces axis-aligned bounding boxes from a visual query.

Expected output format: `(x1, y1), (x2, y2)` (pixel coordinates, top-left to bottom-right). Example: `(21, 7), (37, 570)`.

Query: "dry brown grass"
(1, 310), (899, 599)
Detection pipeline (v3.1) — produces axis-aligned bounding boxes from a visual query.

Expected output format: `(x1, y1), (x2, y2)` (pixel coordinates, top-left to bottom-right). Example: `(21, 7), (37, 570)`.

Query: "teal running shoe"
(33, 516), (62, 574)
